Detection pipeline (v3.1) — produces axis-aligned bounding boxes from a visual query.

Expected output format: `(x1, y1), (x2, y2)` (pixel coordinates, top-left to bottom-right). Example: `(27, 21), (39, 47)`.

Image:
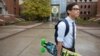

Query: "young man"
(56, 3), (80, 56)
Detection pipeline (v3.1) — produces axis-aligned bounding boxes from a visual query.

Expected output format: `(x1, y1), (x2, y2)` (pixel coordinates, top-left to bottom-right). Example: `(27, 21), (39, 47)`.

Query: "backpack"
(54, 19), (69, 44)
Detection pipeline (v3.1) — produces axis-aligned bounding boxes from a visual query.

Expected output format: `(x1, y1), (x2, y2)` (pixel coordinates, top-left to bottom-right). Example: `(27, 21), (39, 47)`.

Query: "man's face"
(68, 5), (80, 18)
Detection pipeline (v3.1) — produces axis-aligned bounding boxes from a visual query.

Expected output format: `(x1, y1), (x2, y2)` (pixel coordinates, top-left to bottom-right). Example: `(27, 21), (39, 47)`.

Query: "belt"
(62, 46), (75, 52)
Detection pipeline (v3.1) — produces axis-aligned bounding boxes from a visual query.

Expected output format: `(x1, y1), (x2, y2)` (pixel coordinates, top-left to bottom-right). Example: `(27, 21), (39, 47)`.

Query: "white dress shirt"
(57, 16), (76, 48)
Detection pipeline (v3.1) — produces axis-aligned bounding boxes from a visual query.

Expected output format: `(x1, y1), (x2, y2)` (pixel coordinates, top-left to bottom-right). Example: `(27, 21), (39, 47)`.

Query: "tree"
(21, 0), (51, 21)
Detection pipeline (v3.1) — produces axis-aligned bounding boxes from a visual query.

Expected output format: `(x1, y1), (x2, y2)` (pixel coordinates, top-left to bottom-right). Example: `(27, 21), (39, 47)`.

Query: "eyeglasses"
(72, 8), (80, 10)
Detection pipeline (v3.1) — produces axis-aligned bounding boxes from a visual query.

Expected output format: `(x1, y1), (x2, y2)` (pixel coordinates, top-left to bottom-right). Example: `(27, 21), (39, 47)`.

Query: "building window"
(84, 0), (87, 2)
(88, 11), (90, 14)
(14, 8), (16, 15)
(80, 5), (83, 8)
(88, 5), (90, 8)
(75, 0), (77, 2)
(88, 17), (90, 19)
(84, 11), (86, 14)
(0, 7), (2, 14)
(89, 0), (92, 2)
(80, 0), (82, 2)
(80, 11), (83, 14)
(84, 5), (86, 8)
(84, 17), (86, 20)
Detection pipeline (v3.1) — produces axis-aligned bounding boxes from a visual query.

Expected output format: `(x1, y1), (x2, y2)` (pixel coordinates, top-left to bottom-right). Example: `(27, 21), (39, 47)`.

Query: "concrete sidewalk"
(77, 26), (100, 38)
(0, 23), (100, 40)
(0, 22), (42, 40)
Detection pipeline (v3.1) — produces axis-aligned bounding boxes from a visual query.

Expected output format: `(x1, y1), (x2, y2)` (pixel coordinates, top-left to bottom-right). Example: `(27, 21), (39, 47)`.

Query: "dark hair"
(66, 3), (78, 15)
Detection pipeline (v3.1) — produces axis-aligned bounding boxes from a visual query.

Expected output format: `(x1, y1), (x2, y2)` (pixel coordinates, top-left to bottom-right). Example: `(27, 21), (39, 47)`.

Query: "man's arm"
(57, 22), (66, 56)
(57, 42), (63, 56)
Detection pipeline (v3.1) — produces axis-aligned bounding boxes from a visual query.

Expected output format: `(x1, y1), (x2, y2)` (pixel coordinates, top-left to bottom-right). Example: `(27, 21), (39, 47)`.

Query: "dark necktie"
(72, 22), (75, 48)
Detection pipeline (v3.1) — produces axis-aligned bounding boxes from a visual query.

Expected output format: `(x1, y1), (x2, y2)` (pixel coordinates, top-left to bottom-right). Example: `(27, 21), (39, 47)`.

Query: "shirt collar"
(65, 16), (75, 23)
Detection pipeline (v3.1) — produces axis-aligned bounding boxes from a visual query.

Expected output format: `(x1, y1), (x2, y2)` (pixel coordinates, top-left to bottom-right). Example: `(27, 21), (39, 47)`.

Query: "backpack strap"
(54, 21), (61, 44)
(62, 19), (69, 37)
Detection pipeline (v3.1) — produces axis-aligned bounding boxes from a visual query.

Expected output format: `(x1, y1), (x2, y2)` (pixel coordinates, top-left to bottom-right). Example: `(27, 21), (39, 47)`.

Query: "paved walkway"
(77, 26), (100, 38)
(0, 23), (100, 40)
(0, 22), (42, 40)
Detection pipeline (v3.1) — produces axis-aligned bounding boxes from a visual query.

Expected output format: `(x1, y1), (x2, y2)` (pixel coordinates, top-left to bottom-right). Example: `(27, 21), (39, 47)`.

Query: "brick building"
(0, 0), (20, 25)
(4, 0), (20, 17)
(96, 0), (100, 18)
(67, 0), (99, 20)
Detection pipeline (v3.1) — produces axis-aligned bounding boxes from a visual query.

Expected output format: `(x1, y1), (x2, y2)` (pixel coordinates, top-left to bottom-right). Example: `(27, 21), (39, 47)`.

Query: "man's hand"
(56, 42), (62, 56)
